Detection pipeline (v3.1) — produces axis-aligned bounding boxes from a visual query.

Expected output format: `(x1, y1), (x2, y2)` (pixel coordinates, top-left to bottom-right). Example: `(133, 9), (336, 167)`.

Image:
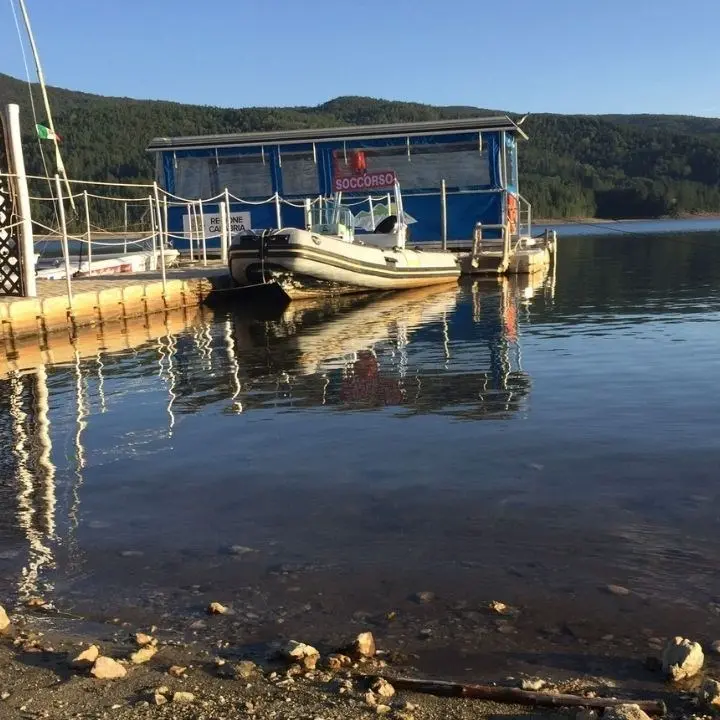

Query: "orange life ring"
(507, 194), (518, 234)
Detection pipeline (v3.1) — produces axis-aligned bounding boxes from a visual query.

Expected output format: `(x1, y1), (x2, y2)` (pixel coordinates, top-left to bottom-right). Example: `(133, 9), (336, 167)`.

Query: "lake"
(2, 230), (720, 681)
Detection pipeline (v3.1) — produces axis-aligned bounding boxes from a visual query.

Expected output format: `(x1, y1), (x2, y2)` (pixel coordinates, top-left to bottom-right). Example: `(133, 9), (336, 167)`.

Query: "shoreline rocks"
(353, 632), (376, 658)
(661, 637), (704, 681)
(90, 656), (127, 680)
(284, 640), (320, 670)
(129, 644), (157, 665)
(0, 605), (10, 632)
(70, 645), (100, 669)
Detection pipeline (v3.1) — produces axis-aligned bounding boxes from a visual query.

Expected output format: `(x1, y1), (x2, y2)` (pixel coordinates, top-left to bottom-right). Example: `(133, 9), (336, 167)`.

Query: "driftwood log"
(379, 676), (667, 715)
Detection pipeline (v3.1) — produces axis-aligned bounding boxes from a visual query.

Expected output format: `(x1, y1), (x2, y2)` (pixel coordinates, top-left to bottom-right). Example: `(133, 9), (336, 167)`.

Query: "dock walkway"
(0, 262), (228, 343)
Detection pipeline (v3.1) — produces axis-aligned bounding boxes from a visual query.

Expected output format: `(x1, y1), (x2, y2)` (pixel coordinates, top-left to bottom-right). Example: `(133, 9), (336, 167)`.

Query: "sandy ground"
(0, 604), (701, 720)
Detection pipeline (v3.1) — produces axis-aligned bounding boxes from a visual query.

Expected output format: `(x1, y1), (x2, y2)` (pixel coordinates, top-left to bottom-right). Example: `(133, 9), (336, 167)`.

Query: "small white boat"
(35, 249), (179, 280)
(228, 184), (460, 299)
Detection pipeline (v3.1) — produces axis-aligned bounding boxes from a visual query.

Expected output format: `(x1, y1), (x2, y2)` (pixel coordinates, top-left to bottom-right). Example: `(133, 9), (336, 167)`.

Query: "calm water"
(3, 232), (720, 679)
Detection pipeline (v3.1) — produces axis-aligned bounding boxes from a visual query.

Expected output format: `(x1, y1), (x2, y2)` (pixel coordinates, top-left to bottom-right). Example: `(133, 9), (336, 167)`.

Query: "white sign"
(183, 211), (252, 238)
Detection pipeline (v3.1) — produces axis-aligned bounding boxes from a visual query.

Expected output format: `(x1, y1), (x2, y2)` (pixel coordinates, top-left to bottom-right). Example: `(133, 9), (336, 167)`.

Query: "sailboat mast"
(16, 0), (75, 209)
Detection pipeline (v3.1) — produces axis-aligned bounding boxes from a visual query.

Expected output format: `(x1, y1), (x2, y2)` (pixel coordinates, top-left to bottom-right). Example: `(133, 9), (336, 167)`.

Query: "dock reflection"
(0, 272), (550, 602)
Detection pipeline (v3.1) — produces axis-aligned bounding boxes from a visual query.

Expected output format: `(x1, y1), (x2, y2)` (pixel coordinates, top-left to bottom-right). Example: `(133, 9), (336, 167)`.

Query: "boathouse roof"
(147, 115), (528, 152)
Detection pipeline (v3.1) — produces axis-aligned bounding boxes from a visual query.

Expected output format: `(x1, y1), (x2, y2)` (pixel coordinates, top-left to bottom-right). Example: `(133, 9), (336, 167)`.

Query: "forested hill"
(2, 72), (720, 219)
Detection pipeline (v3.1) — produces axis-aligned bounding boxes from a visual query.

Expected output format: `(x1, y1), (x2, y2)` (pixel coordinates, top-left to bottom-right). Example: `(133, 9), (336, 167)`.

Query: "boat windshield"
(310, 202), (355, 238)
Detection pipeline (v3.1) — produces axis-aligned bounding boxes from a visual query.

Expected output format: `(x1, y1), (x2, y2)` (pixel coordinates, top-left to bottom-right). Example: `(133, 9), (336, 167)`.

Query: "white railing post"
(198, 199), (207, 266)
(186, 203), (194, 261)
(274, 192), (282, 229)
(440, 178), (448, 251)
(54, 174), (73, 312)
(148, 195), (157, 267)
(223, 187), (232, 252)
(152, 183), (167, 294)
(368, 195), (375, 230)
(5, 104), (36, 297)
(83, 190), (92, 272)
(303, 198), (311, 230)
(219, 199), (229, 265)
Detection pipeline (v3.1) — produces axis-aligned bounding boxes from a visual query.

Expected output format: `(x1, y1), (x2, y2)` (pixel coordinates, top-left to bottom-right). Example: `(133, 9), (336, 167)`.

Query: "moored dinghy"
(228, 183), (460, 299)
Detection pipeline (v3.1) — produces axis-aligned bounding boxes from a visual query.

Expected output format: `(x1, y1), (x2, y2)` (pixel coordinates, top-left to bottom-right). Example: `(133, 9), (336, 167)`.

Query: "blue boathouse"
(146, 116), (529, 250)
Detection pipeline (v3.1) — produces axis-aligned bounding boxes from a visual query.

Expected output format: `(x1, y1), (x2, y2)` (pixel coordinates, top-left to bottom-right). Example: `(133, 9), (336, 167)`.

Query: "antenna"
(16, 0), (75, 210)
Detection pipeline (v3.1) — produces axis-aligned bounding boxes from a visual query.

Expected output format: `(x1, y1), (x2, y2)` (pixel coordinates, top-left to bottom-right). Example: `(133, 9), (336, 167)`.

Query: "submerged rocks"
(353, 631), (376, 658)
(70, 645), (100, 669)
(662, 636), (704, 681)
(168, 665), (187, 678)
(0, 605), (11, 632)
(90, 656), (127, 680)
(603, 704), (652, 720)
(412, 591), (435, 604)
(605, 584), (631, 597)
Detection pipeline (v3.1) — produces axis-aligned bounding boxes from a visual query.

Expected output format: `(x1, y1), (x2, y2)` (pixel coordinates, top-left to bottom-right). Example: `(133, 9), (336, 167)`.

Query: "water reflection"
(0, 272), (549, 605)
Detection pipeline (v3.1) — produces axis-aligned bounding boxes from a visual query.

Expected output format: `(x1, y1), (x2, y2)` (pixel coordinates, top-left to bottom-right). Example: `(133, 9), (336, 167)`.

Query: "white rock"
(354, 631), (376, 658)
(661, 636), (704, 681)
(371, 678), (395, 698)
(603, 704), (652, 720)
(90, 656), (127, 680)
(134, 632), (155, 647)
(285, 640), (319, 659)
(129, 645), (157, 665)
(520, 678), (546, 691)
(0, 606), (9, 632)
(699, 678), (720, 708)
(606, 584), (630, 596)
(207, 602), (229, 615)
(172, 691), (195, 705)
(70, 645), (100, 669)
(376, 705), (392, 715)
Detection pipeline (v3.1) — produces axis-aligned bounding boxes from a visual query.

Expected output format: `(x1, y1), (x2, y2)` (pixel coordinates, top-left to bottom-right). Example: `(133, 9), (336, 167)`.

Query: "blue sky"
(1, 0), (719, 116)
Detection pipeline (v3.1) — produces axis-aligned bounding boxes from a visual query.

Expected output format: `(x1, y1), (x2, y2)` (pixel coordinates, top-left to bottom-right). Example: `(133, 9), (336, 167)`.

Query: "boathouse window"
(358, 140), (491, 191)
(174, 157), (213, 199)
(280, 151), (318, 196)
(215, 154), (273, 199)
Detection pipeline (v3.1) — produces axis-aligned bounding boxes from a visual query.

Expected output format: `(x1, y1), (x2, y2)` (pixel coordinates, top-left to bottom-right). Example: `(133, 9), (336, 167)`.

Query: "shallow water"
(2, 232), (720, 680)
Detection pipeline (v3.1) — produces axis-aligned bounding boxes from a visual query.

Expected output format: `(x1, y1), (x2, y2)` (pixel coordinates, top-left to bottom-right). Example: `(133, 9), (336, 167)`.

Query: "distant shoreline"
(535, 213), (720, 224)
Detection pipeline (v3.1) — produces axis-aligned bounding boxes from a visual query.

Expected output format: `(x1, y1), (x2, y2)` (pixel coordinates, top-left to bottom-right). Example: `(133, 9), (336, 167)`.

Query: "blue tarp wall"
(160, 130), (517, 250)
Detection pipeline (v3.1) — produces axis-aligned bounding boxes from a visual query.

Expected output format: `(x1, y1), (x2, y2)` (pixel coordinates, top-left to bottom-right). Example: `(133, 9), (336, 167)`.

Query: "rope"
(9, 0), (58, 223)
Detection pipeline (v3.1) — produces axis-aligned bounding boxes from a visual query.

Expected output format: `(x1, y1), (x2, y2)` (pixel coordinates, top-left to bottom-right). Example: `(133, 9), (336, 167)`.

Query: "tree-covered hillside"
(2, 72), (719, 219)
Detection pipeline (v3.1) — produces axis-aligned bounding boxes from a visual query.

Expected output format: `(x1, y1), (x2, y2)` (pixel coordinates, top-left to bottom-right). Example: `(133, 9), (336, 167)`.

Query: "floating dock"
(0, 263), (228, 345)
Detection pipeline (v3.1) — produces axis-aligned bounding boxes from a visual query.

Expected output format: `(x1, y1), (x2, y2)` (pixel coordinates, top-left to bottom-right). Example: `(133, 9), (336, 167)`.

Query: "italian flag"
(36, 124), (62, 142)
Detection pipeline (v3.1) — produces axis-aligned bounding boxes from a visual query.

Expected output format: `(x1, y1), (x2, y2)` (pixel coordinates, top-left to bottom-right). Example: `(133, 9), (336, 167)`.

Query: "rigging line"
(8, 0), (58, 225)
